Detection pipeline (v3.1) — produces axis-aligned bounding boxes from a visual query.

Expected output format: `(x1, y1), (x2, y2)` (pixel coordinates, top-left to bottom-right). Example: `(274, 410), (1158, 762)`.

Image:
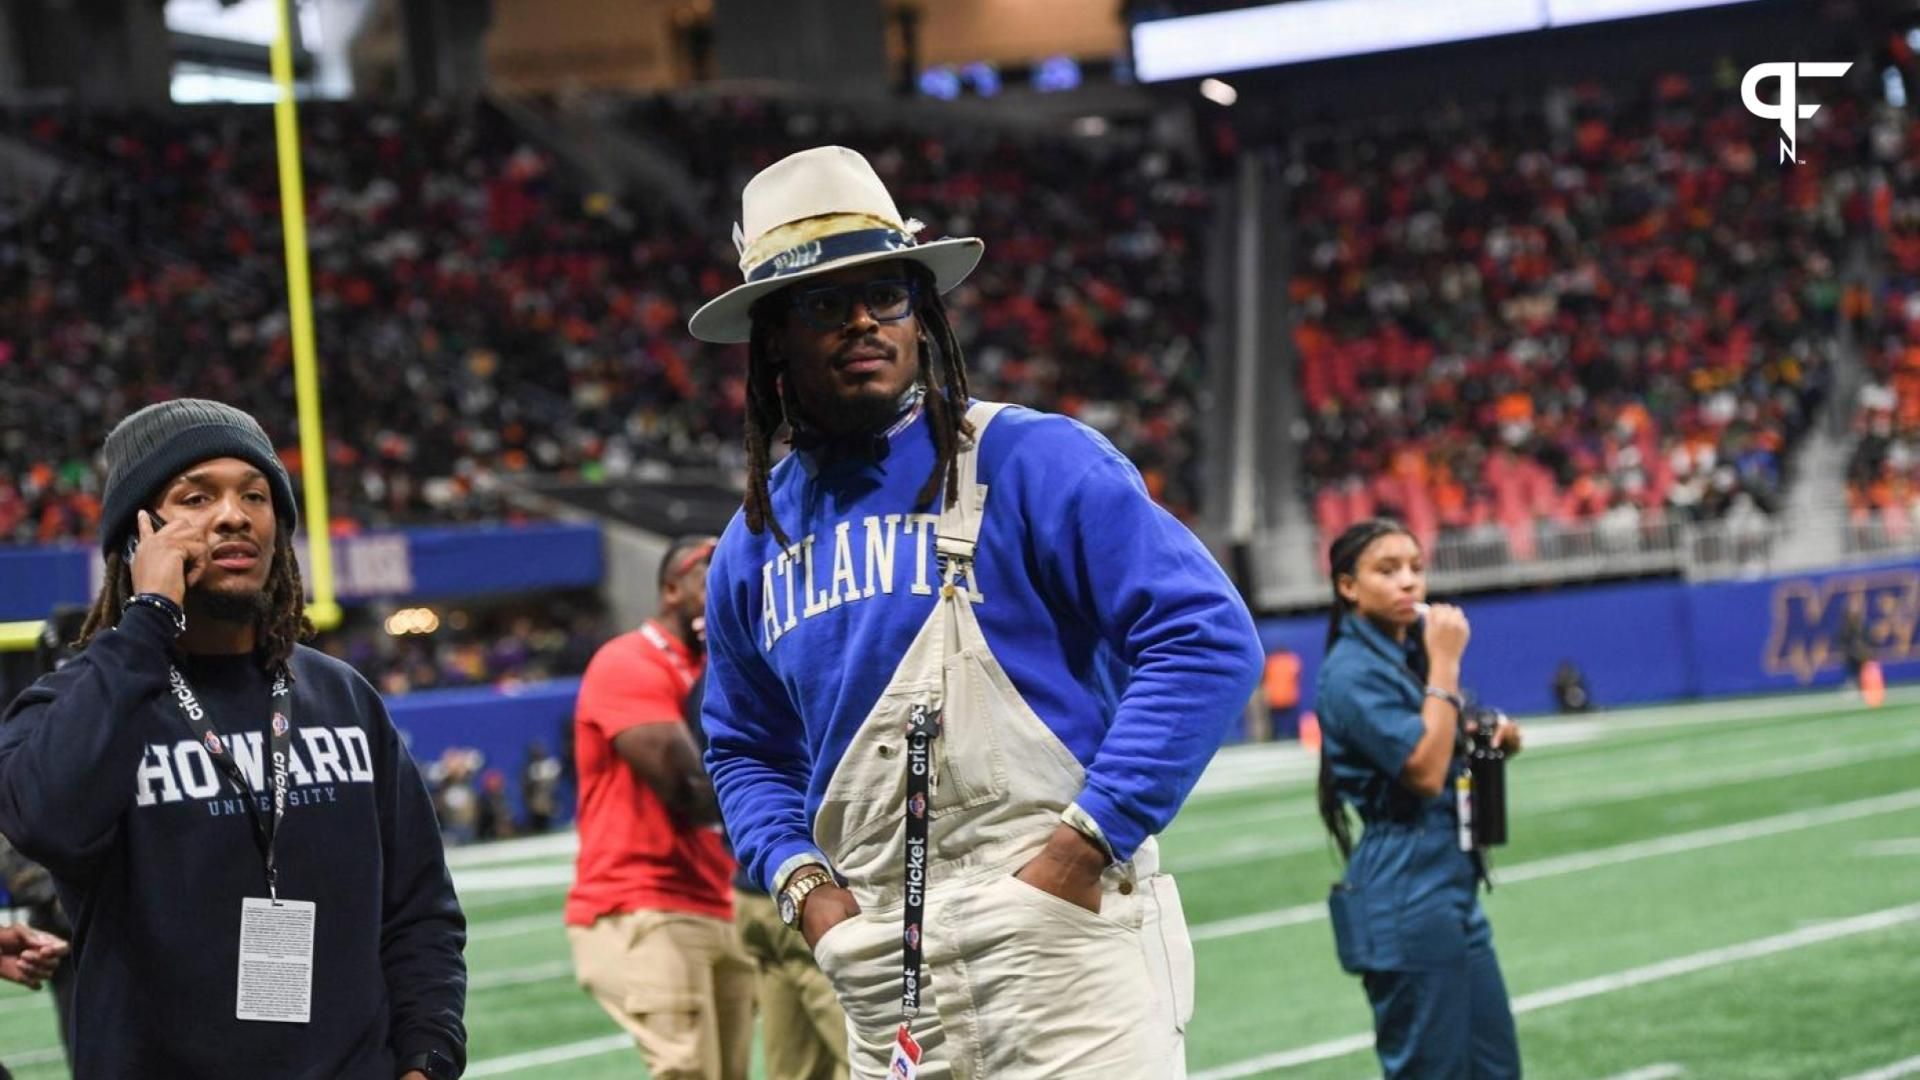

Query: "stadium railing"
(1842, 517), (1920, 560)
(1252, 516), (1786, 610)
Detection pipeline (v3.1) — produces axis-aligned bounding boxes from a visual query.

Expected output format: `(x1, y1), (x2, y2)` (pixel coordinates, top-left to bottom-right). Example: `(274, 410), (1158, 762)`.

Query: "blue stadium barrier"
(1256, 577), (1692, 721)
(384, 554), (1920, 798)
(388, 677), (582, 827)
(0, 522), (605, 619)
(388, 523), (604, 600)
(1687, 556), (1920, 697)
(1257, 555), (1920, 726)
(0, 545), (94, 624)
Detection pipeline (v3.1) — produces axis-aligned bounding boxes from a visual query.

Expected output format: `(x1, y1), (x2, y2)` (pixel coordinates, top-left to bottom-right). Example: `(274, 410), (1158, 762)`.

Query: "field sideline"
(4, 687), (1917, 1078)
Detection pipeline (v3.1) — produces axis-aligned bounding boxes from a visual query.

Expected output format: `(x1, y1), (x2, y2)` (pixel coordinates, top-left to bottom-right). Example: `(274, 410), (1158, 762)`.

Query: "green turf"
(5, 689), (1918, 1078)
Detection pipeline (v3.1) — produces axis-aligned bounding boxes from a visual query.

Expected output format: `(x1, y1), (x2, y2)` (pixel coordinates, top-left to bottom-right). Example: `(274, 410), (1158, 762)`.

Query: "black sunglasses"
(789, 278), (918, 330)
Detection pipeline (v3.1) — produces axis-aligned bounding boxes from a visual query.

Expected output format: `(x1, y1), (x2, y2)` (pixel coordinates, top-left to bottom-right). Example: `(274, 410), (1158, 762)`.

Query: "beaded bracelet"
(125, 593), (187, 637)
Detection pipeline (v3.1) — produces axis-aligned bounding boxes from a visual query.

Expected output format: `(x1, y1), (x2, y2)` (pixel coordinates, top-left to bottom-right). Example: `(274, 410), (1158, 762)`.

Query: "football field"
(4, 688), (1917, 1078)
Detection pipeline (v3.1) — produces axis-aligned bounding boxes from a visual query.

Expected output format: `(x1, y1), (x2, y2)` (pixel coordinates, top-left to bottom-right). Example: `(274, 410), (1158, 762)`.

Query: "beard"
(788, 346), (920, 439)
(188, 583), (270, 626)
(825, 387), (907, 436)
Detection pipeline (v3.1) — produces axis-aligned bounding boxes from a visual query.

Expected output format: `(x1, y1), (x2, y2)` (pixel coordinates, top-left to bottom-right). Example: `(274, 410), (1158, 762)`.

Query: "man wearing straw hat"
(692, 145), (1263, 1078)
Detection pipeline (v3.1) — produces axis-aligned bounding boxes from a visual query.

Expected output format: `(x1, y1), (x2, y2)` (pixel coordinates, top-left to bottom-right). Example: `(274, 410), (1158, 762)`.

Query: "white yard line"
(1188, 789), (1920, 942)
(445, 831), (579, 869)
(1191, 903), (1920, 1079)
(470, 960), (574, 991)
(0, 1045), (65, 1067)
(0, 993), (53, 1016)
(1179, 698), (1915, 834)
(460, 885), (570, 911)
(464, 1034), (632, 1076)
(434, 691), (1913, 883)
(1597, 1066), (1687, 1080)
(454, 749), (1920, 1033)
(468, 913), (562, 942)
(1167, 834), (1332, 874)
(454, 864), (576, 894)
(1167, 733), (1920, 869)
(1841, 1054), (1920, 1080)
(1856, 838), (1920, 858)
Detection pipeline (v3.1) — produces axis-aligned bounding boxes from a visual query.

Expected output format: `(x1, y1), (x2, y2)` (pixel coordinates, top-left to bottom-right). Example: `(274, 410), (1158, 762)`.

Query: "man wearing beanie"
(0, 400), (468, 1080)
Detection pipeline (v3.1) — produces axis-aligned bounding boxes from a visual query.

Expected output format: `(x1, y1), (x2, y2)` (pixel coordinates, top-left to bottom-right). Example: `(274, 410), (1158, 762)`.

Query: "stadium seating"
(1290, 74), (1882, 558)
(0, 97), (1216, 546)
(1844, 102), (1920, 542)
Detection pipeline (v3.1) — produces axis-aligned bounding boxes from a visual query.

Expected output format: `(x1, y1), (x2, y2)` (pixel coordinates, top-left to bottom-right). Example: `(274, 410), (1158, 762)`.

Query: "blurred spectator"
(423, 743), (568, 846)
(476, 770), (517, 842)
(1262, 647), (1303, 739)
(426, 748), (483, 846)
(520, 740), (563, 834)
(1552, 660), (1593, 713)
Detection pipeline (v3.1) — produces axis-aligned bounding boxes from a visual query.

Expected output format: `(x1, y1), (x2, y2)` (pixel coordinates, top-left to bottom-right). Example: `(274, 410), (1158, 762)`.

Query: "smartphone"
(124, 512), (167, 562)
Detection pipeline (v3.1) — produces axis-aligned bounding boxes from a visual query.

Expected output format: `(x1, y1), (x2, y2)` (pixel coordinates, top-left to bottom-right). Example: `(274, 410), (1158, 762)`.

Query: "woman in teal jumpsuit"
(1315, 519), (1524, 1078)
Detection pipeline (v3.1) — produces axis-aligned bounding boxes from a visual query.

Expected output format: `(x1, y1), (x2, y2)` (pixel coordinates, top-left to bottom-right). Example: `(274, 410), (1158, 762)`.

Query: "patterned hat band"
(738, 212), (924, 284)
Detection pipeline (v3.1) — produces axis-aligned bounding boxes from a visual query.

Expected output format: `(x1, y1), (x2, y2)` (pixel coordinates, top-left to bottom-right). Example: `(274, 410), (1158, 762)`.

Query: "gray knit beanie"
(98, 399), (299, 558)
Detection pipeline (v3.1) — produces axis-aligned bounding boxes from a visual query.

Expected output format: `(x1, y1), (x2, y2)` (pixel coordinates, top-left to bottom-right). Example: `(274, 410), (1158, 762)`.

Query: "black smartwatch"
(398, 1050), (459, 1080)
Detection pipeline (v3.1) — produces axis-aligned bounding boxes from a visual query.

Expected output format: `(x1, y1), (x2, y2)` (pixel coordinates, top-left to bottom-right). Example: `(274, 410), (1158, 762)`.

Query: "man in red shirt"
(566, 535), (754, 1080)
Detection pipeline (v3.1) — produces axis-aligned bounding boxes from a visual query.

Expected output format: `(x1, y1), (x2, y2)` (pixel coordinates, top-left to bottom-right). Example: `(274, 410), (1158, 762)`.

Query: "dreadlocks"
(76, 527), (316, 675)
(741, 264), (974, 548)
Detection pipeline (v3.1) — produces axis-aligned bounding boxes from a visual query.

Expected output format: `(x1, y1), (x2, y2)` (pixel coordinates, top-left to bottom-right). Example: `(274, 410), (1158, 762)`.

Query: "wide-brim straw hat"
(687, 145), (984, 345)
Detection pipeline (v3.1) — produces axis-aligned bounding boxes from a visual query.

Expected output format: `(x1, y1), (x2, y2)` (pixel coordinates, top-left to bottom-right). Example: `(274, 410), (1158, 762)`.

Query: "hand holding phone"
(126, 510), (204, 607)
(124, 511), (165, 562)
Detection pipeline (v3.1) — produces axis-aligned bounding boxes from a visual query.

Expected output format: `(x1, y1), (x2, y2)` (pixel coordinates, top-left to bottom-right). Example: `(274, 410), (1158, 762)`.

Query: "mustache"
(835, 337), (897, 362)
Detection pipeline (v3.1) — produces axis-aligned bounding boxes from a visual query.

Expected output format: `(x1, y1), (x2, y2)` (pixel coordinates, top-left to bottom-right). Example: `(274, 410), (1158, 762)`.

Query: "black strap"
(166, 663), (295, 901)
(901, 702), (939, 1023)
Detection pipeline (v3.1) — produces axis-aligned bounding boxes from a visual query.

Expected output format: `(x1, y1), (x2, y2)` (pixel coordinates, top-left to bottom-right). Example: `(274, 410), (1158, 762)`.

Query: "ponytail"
(1317, 518), (1417, 860)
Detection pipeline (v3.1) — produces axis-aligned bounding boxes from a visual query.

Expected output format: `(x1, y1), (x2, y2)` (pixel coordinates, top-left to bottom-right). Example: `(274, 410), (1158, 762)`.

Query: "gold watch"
(778, 870), (834, 930)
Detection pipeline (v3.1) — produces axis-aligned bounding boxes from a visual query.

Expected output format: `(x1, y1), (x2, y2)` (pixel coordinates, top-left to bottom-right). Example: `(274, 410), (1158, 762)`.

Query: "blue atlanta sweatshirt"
(701, 402), (1264, 893)
(0, 603), (467, 1079)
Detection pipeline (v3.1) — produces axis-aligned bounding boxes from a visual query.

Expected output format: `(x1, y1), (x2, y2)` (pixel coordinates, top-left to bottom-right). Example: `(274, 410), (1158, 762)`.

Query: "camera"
(1457, 704), (1509, 850)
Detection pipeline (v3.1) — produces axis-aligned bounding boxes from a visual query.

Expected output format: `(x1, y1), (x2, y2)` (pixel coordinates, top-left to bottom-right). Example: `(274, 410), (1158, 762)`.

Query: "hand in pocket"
(802, 884), (863, 952)
(1012, 823), (1108, 914)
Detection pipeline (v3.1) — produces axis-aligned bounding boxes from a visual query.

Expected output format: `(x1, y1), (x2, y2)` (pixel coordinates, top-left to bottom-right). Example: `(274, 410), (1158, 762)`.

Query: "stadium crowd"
(2, 103), (722, 542)
(1292, 72), (1903, 558)
(8, 77), (1915, 570)
(1845, 93), (1920, 541)
(313, 597), (608, 695)
(1, 95), (1215, 549)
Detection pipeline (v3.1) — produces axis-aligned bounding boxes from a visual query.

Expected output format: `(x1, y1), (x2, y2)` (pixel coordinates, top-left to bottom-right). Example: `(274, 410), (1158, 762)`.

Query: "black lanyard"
(901, 703), (939, 1025)
(166, 663), (295, 901)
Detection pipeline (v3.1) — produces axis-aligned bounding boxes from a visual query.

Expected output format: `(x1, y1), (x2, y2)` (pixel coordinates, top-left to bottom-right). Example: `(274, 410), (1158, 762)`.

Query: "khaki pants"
(737, 890), (851, 1080)
(811, 860), (1193, 1080)
(568, 908), (757, 1080)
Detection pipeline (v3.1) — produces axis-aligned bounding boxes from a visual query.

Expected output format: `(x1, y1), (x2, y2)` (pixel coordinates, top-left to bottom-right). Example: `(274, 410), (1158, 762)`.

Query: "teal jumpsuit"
(1317, 613), (1522, 1079)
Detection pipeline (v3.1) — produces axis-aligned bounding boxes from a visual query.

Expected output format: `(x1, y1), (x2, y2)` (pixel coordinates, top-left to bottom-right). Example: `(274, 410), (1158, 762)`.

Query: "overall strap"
(933, 401), (1011, 565)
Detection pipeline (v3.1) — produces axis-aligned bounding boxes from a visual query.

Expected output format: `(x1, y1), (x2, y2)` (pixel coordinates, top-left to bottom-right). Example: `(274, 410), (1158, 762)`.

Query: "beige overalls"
(807, 402), (1196, 1079)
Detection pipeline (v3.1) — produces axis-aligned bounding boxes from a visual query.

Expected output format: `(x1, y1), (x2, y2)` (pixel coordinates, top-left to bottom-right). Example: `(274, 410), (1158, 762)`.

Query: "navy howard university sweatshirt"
(0, 603), (467, 1079)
